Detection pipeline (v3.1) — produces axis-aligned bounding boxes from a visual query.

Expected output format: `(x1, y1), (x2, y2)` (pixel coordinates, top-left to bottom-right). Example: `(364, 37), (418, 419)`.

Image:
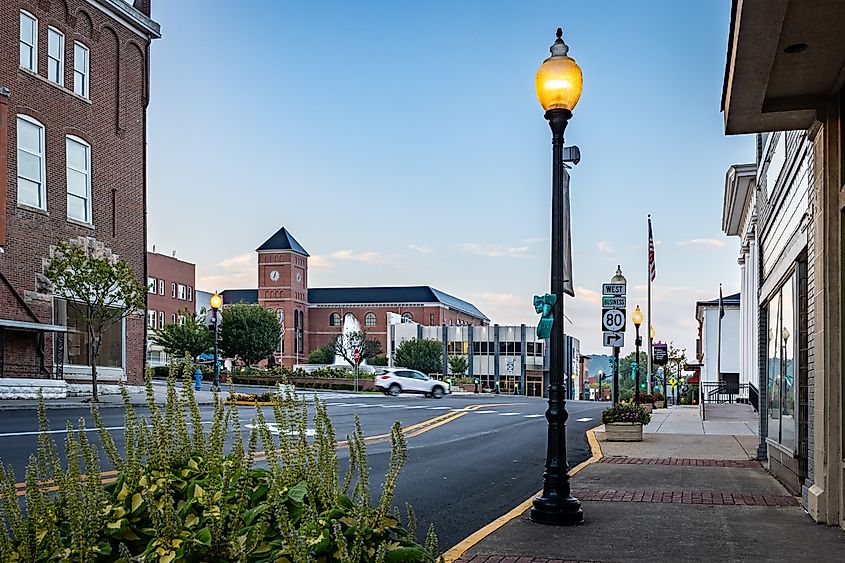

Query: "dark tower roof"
(256, 227), (309, 256)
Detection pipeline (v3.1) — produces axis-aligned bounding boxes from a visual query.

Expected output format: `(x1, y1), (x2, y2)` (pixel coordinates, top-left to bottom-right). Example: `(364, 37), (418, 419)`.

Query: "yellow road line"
(442, 424), (604, 562)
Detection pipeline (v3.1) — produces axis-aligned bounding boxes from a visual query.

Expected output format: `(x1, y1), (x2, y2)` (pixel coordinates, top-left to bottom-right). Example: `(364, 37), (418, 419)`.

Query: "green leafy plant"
(150, 308), (213, 359)
(0, 360), (438, 562)
(602, 402), (652, 425)
(45, 238), (146, 401)
(447, 356), (468, 377)
(307, 343), (335, 364)
(395, 339), (442, 375)
(220, 303), (281, 366)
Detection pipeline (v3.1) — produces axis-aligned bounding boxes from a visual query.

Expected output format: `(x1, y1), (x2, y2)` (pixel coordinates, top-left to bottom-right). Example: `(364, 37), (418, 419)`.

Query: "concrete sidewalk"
(0, 385), (220, 410)
(448, 407), (845, 562)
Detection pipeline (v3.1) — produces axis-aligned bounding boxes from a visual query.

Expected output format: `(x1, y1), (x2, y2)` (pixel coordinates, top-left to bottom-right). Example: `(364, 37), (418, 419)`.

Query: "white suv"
(375, 368), (451, 399)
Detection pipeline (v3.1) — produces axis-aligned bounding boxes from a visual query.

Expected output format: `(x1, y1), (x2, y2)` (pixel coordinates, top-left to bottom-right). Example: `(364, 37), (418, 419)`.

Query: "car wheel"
(431, 386), (444, 399)
(388, 384), (401, 397)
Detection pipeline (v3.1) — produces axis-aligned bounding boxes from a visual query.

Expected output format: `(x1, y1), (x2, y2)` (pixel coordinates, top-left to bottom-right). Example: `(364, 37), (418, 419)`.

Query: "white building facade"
(695, 295), (741, 385)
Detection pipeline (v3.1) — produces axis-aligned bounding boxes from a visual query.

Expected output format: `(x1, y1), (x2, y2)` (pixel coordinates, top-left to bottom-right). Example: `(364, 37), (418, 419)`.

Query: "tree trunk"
(90, 328), (101, 402)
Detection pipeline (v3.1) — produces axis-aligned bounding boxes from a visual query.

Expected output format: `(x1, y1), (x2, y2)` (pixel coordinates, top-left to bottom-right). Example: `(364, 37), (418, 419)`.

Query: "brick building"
(0, 0), (159, 384)
(219, 227), (489, 367)
(146, 251), (195, 366)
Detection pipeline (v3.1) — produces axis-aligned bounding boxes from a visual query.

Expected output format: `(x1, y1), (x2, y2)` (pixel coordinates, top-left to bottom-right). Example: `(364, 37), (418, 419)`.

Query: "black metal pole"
(612, 346), (619, 404)
(530, 108), (583, 526)
(634, 325), (641, 405)
(213, 309), (219, 391)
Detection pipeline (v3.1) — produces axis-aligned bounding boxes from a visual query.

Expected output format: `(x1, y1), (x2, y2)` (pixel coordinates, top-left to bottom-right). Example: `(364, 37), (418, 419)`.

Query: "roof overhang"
(0, 319), (67, 332)
(722, 163), (757, 235)
(722, 0), (845, 134)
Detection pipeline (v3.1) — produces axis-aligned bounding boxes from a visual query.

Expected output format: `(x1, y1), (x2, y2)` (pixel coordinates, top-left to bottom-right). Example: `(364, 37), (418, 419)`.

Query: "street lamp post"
(210, 291), (223, 391)
(632, 305), (643, 404)
(530, 28), (584, 527)
(596, 369), (604, 401)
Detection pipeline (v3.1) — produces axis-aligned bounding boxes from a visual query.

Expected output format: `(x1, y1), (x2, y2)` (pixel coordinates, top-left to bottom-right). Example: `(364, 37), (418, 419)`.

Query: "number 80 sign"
(602, 308), (626, 332)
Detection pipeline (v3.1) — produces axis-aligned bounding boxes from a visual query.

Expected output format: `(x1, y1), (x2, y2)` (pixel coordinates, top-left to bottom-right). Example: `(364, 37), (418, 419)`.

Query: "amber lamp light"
(210, 291), (223, 311)
(535, 28), (583, 112)
(632, 305), (643, 328)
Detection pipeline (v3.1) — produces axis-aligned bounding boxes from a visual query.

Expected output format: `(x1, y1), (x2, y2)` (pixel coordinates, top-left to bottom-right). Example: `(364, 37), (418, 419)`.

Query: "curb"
(442, 424), (604, 562)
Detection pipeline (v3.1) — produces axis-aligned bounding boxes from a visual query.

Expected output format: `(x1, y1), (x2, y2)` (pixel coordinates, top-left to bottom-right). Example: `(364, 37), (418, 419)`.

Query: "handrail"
(748, 382), (759, 412)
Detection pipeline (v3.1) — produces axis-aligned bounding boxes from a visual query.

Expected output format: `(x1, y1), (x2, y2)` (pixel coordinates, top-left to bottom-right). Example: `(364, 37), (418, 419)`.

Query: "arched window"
(329, 312), (341, 326)
(365, 312), (377, 327)
(402, 312), (413, 322)
(276, 308), (285, 326)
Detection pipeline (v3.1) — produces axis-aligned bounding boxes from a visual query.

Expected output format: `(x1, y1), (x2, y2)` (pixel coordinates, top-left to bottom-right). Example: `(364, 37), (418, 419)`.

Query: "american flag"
(648, 216), (656, 282)
(719, 284), (725, 319)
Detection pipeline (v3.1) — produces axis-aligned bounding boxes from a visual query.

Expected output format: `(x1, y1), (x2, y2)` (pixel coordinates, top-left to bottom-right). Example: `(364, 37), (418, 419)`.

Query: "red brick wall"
(147, 252), (195, 328)
(1, 0), (157, 384)
(257, 250), (308, 367)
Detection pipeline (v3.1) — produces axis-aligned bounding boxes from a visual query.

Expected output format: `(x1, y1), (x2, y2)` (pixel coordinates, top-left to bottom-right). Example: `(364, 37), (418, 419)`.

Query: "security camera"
(563, 146), (581, 165)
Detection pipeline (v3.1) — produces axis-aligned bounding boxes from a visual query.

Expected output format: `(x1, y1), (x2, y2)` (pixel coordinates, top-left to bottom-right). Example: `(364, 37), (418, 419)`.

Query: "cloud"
(330, 249), (396, 266)
(521, 237), (547, 245)
(459, 243), (530, 257)
(408, 244), (432, 254)
(308, 255), (332, 270)
(468, 291), (521, 305)
(597, 241), (615, 254)
(677, 238), (725, 248)
(217, 252), (252, 268)
(574, 287), (602, 304)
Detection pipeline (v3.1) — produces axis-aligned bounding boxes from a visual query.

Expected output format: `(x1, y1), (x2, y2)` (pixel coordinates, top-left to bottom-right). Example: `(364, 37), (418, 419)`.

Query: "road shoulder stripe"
(442, 424), (603, 562)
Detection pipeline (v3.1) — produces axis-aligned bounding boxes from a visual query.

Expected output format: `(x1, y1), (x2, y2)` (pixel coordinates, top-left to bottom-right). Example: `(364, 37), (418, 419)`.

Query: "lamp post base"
(530, 494), (584, 525)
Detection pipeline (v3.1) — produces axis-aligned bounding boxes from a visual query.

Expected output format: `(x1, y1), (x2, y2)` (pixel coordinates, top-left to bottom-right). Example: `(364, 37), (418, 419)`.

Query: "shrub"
(602, 402), (652, 425)
(0, 361), (437, 562)
(151, 365), (170, 379)
(637, 393), (656, 404)
(653, 392), (664, 401)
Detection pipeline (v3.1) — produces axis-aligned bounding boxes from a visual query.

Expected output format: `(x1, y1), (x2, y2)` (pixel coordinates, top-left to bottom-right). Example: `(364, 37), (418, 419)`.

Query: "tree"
(45, 239), (146, 401)
(331, 330), (382, 369)
(307, 342), (335, 364)
(150, 308), (213, 359)
(395, 339), (442, 375)
(448, 355), (468, 376)
(220, 304), (280, 366)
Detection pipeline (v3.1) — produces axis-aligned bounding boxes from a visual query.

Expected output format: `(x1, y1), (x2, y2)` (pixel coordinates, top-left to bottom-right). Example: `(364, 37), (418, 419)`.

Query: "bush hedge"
(0, 361), (439, 561)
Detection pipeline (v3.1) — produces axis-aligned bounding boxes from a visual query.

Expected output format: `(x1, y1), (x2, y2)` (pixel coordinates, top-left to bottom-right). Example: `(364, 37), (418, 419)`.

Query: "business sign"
(603, 331), (624, 348)
(653, 343), (669, 365)
(602, 283), (626, 296)
(602, 309), (626, 332)
(602, 296), (626, 308)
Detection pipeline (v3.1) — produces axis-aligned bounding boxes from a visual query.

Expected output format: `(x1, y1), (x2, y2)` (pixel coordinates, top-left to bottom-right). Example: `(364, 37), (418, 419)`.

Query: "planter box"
(639, 403), (654, 413)
(604, 422), (644, 442)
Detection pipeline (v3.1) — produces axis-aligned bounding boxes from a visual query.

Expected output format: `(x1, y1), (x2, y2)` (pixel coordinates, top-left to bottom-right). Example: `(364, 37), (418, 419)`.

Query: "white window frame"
(47, 27), (64, 86)
(158, 279), (165, 295)
(20, 11), (37, 72)
(177, 284), (186, 300)
(147, 277), (156, 293)
(147, 310), (156, 329)
(171, 282), (176, 298)
(177, 314), (186, 326)
(65, 135), (92, 224)
(16, 115), (46, 211)
(158, 311), (164, 329)
(73, 42), (89, 98)
(187, 286), (193, 302)
(171, 313), (176, 323)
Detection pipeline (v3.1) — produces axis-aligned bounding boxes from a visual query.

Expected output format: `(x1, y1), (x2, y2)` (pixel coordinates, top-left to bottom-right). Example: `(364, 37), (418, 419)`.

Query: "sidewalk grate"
(572, 488), (799, 506)
(598, 456), (762, 468)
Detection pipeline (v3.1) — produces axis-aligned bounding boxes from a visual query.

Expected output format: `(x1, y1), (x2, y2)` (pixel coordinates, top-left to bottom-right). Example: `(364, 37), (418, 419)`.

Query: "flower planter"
(654, 400), (665, 408)
(638, 403), (653, 414)
(604, 422), (643, 442)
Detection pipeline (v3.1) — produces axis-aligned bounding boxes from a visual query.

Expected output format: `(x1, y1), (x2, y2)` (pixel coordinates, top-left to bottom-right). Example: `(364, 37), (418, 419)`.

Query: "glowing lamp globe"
(535, 28), (583, 112)
(210, 291), (223, 311)
(632, 306), (643, 328)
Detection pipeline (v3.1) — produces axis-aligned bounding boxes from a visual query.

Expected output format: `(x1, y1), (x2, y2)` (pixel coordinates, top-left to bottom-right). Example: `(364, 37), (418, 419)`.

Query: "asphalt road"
(0, 390), (606, 550)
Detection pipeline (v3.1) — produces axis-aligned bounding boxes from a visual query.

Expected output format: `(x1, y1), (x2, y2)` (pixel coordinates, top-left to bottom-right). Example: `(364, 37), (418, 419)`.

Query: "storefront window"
(56, 300), (124, 368)
(766, 272), (797, 451)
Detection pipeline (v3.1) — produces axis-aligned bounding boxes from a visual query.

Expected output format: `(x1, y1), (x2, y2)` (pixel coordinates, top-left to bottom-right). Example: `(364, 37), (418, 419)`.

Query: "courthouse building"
(0, 0), (159, 385)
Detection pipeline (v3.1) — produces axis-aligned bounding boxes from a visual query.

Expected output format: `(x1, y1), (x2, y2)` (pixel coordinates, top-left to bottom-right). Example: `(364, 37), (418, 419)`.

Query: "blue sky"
(146, 0), (750, 358)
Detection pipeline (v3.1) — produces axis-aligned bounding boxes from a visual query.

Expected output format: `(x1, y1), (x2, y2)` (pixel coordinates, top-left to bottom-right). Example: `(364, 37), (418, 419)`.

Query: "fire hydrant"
(194, 368), (203, 390)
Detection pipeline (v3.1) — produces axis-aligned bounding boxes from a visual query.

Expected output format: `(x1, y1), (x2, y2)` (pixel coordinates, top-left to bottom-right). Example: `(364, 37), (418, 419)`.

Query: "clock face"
(269, 270), (280, 282)
(295, 272), (302, 282)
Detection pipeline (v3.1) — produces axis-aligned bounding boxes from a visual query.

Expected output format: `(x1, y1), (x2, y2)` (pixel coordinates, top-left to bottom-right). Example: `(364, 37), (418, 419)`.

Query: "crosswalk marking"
(524, 414), (544, 418)
(498, 412), (521, 416)
(427, 406), (450, 410)
(472, 410), (497, 414)
(576, 417), (593, 422)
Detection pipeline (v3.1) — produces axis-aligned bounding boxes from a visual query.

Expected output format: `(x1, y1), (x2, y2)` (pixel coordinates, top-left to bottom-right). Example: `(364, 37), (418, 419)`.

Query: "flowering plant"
(602, 402), (651, 425)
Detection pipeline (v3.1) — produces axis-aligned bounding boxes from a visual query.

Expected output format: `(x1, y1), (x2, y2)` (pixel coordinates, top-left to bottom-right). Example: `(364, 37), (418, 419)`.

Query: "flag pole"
(647, 215), (653, 394)
(717, 283), (723, 387)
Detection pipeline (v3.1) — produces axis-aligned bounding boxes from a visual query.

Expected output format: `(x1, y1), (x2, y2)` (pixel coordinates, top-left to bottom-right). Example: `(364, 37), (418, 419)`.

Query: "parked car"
(374, 368), (451, 398)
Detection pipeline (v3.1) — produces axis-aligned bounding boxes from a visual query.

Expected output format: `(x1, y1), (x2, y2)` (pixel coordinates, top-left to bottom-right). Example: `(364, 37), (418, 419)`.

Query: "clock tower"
(256, 227), (309, 368)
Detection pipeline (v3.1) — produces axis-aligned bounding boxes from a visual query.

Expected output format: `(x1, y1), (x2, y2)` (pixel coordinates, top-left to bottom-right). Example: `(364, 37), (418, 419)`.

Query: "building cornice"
(86, 0), (161, 38)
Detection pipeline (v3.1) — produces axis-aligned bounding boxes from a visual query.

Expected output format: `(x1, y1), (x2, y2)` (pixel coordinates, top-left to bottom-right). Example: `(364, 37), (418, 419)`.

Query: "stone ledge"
(0, 378), (68, 399)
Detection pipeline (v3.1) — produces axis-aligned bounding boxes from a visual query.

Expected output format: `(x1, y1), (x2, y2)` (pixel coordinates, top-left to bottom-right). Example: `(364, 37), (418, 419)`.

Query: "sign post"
(603, 266), (627, 404)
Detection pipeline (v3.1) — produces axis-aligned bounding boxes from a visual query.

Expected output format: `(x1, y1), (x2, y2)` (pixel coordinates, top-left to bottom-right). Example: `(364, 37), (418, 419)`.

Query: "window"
(329, 312), (341, 327)
(17, 116), (47, 211)
(178, 284), (186, 300)
(766, 272), (798, 452)
(73, 42), (89, 98)
(147, 310), (156, 329)
(158, 311), (164, 329)
(402, 312), (413, 322)
(57, 301), (123, 368)
(187, 286), (193, 302)
(171, 313), (176, 323)
(365, 312), (377, 327)
(177, 314), (185, 326)
(158, 279), (165, 295)
(47, 27), (64, 85)
(66, 136), (92, 223)
(147, 277), (156, 293)
(19, 11), (37, 71)
(430, 314), (435, 325)
(171, 282), (176, 298)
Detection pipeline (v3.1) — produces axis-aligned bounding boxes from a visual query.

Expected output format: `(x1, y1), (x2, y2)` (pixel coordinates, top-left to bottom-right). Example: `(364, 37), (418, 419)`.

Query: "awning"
(0, 319), (67, 332)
